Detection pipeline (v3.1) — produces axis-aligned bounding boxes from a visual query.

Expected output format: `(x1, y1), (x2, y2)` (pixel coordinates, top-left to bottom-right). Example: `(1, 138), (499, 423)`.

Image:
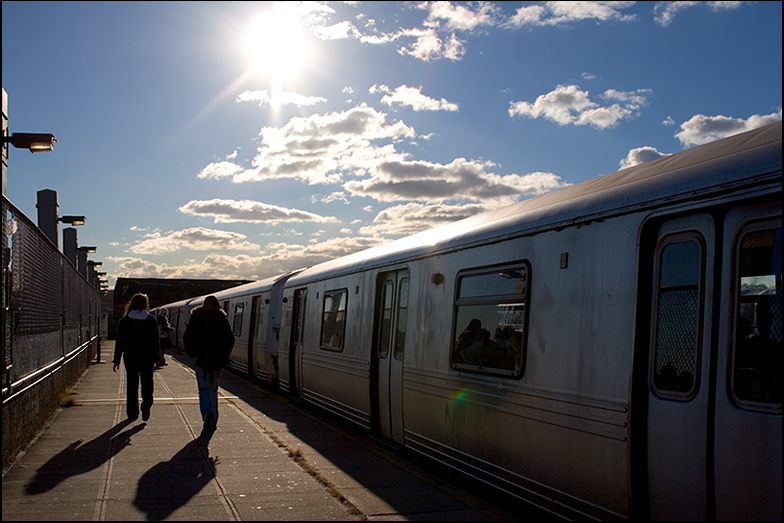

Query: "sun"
(244, 5), (312, 81)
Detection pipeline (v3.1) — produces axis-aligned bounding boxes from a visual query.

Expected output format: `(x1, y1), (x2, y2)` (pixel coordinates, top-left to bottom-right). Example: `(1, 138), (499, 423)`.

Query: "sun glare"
(244, 6), (311, 80)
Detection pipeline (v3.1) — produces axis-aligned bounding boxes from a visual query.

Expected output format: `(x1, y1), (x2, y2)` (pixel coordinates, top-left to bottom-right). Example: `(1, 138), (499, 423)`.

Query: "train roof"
(210, 269), (305, 299)
(288, 121), (782, 284)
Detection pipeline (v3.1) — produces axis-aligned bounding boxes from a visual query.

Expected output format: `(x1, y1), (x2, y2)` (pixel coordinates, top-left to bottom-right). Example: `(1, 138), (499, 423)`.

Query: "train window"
(451, 263), (529, 378)
(378, 281), (393, 358)
(651, 235), (703, 398)
(232, 303), (244, 336)
(321, 289), (347, 351)
(732, 225), (782, 410)
(394, 278), (409, 360)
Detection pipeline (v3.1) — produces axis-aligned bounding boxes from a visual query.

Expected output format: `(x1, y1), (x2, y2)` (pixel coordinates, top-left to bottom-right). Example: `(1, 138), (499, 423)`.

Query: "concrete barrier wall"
(2, 342), (93, 470)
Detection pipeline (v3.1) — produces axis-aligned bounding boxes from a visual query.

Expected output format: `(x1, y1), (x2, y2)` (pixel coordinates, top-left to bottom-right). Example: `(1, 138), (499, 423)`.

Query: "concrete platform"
(2, 342), (516, 521)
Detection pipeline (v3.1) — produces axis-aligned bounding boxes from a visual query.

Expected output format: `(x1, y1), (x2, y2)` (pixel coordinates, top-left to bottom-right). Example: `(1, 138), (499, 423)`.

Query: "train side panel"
(399, 216), (637, 520)
(297, 272), (375, 429)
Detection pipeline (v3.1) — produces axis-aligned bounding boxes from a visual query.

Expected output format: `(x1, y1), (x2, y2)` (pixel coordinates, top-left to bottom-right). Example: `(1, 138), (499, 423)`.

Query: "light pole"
(77, 246), (97, 279)
(36, 189), (85, 248)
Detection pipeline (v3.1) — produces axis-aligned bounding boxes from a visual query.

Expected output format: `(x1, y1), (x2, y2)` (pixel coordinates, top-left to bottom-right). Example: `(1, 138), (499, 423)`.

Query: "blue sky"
(3, 1), (781, 287)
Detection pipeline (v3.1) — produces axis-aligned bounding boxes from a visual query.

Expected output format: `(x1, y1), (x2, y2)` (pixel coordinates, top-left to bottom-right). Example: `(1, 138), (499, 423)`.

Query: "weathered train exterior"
(159, 122), (782, 520)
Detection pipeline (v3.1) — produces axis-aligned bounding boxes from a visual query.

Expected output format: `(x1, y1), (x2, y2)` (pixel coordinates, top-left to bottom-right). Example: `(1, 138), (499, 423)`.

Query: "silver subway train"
(156, 122), (782, 520)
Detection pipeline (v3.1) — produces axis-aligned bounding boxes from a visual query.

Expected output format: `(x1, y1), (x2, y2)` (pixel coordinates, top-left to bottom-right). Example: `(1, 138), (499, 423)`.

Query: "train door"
(247, 296), (260, 378)
(641, 202), (782, 521)
(645, 213), (716, 520)
(713, 202), (781, 520)
(288, 288), (307, 399)
(373, 269), (409, 443)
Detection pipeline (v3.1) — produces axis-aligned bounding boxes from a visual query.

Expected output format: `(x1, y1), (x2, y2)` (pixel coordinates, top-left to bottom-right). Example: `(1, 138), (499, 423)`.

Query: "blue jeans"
(195, 366), (222, 425)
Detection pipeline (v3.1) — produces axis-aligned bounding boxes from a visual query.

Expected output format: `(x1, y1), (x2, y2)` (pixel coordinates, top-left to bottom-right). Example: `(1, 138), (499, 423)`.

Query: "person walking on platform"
(113, 293), (160, 422)
(156, 307), (173, 367)
(183, 295), (235, 432)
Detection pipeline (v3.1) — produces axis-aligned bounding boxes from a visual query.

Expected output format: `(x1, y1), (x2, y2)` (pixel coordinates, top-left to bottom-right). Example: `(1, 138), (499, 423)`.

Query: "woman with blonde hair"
(113, 293), (160, 421)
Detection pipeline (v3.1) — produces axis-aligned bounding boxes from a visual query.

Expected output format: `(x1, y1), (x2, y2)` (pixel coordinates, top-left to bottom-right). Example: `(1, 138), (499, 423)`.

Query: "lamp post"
(91, 265), (104, 289)
(77, 246), (97, 279)
(36, 189), (86, 248)
(87, 260), (102, 289)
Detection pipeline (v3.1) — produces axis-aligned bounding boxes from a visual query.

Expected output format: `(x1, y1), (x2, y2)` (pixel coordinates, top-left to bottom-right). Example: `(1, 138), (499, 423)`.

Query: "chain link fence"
(2, 195), (100, 400)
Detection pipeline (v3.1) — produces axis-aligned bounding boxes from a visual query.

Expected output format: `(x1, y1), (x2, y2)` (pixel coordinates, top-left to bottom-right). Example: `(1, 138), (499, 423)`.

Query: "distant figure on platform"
(156, 307), (173, 367)
(113, 293), (160, 422)
(183, 296), (235, 433)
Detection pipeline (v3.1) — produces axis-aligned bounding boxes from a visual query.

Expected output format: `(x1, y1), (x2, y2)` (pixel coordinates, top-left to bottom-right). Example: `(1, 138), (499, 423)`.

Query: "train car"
(158, 271), (303, 386)
(271, 122), (781, 520)
(154, 296), (200, 350)
(209, 271), (302, 385)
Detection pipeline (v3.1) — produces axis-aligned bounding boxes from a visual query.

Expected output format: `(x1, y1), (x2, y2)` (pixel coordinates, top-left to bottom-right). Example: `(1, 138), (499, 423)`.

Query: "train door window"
(321, 289), (347, 351)
(394, 278), (409, 360)
(378, 281), (393, 358)
(257, 301), (267, 339)
(732, 225), (782, 410)
(232, 303), (244, 336)
(451, 263), (529, 378)
(650, 234), (704, 398)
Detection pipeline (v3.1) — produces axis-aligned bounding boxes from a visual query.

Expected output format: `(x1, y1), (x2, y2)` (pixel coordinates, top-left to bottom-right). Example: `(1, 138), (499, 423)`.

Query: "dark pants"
(125, 361), (154, 419)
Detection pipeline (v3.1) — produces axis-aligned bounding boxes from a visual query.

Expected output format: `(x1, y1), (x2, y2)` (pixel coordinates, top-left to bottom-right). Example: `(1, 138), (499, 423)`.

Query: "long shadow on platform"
(133, 430), (216, 521)
(25, 419), (145, 495)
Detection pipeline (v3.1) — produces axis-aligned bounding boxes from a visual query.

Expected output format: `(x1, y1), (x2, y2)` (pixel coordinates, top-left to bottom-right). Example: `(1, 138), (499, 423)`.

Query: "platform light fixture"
(3, 132), (56, 153)
(59, 215), (86, 226)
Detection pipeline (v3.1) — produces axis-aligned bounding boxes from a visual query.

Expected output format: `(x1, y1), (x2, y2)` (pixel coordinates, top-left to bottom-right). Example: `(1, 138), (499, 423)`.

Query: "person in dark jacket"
(183, 295), (235, 432)
(156, 307), (173, 367)
(113, 293), (160, 422)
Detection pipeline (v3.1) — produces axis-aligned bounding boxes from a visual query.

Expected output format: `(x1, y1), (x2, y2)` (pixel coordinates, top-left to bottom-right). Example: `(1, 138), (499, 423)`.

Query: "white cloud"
(371, 84), (459, 112)
(359, 202), (488, 236)
(424, 1), (500, 31)
(129, 227), (261, 255)
(236, 89), (327, 108)
(344, 157), (568, 204)
(118, 234), (390, 281)
(396, 27), (466, 62)
(178, 199), (339, 225)
(311, 19), (361, 40)
(654, 1), (748, 27)
(297, 1), (753, 64)
(197, 102), (569, 209)
(619, 146), (670, 169)
(312, 192), (351, 205)
(197, 105), (414, 186)
(506, 1), (637, 28)
(509, 84), (650, 129)
(196, 161), (245, 180)
(675, 110), (782, 146)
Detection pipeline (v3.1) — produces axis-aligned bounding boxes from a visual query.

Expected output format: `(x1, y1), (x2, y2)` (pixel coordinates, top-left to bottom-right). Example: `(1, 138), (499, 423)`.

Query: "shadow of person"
(133, 432), (218, 521)
(25, 419), (145, 495)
